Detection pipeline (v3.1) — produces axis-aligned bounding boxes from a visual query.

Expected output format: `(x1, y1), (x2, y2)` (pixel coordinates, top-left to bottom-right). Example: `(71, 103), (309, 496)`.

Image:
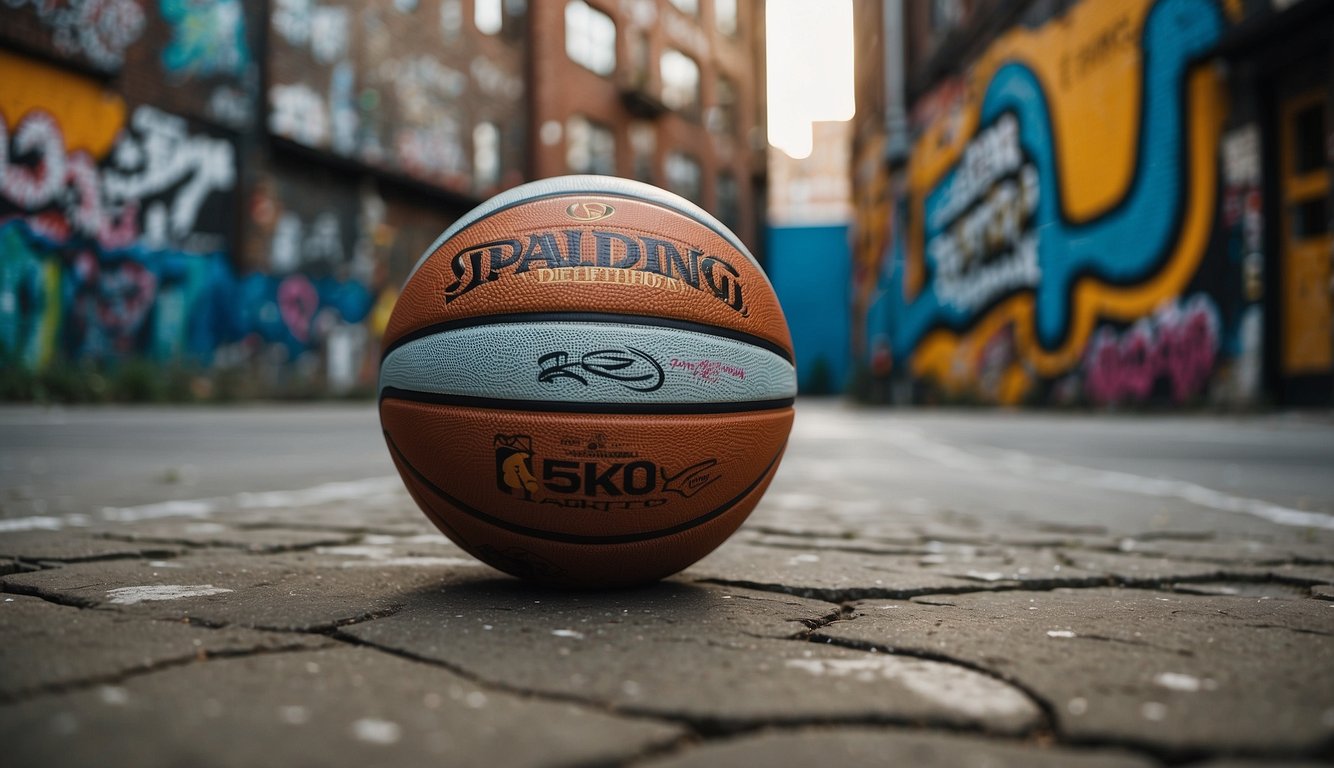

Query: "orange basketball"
(379, 176), (795, 587)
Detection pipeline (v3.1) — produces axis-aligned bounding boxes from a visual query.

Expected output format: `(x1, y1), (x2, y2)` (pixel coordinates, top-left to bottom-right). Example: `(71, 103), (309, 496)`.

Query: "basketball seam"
(379, 388), (795, 414)
(380, 311), (795, 364)
(383, 429), (785, 545)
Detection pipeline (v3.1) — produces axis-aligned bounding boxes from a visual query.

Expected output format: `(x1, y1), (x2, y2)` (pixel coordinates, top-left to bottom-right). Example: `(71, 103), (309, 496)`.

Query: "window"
(565, 0), (616, 76)
(630, 121), (656, 182)
(439, 0), (462, 39)
(473, 122), (500, 189)
(668, 0), (697, 15)
(475, 0), (502, 34)
(665, 151), (701, 202)
(567, 115), (616, 175)
(716, 171), (739, 231)
(660, 49), (700, 114)
(715, 0), (736, 36)
(708, 75), (736, 136)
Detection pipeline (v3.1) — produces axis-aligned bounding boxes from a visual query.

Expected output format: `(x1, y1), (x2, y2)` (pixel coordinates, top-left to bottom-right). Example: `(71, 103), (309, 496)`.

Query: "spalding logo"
(565, 201), (615, 221)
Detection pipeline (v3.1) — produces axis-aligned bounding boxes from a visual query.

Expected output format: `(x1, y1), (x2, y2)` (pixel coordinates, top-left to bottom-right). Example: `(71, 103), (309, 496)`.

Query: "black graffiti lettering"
(542, 459), (581, 493)
(563, 229), (586, 266)
(623, 461), (656, 495)
(593, 230), (641, 268)
(535, 458), (719, 501)
(516, 232), (566, 273)
(536, 351), (588, 385)
(584, 462), (623, 496)
(444, 229), (747, 315)
(641, 236), (700, 288)
(538, 347), (664, 392)
(701, 256), (745, 314)
(486, 239), (524, 276)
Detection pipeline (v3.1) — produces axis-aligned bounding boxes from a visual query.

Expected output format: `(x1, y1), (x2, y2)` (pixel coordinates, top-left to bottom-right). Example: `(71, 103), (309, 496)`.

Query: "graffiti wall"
(267, 0), (526, 196)
(0, 51), (234, 365)
(858, 0), (1253, 406)
(241, 161), (454, 391)
(0, 0), (260, 129)
(0, 0), (148, 72)
(0, 51), (440, 393)
(149, 0), (260, 130)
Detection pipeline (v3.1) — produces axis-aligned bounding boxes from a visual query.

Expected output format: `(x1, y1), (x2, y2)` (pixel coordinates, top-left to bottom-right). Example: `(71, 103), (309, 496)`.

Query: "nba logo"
(494, 434), (539, 499)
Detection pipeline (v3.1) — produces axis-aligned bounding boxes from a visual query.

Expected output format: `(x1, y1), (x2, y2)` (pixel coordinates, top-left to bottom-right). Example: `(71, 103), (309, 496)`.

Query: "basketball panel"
(380, 399), (793, 541)
(383, 194), (792, 354)
(379, 320), (796, 405)
(394, 437), (786, 586)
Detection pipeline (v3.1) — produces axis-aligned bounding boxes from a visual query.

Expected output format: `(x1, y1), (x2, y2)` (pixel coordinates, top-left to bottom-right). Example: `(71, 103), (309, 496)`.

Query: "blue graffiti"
(0, 219), (371, 367)
(878, 0), (1224, 357)
(160, 0), (251, 79)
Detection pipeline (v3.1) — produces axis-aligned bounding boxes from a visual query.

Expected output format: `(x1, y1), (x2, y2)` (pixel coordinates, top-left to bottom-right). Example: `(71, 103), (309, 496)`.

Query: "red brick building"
(526, 0), (768, 250)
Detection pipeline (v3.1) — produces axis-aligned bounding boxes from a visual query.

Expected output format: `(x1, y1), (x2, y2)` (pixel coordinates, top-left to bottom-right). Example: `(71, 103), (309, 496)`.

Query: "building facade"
(0, 0), (767, 396)
(527, 0), (767, 249)
(851, 0), (1334, 407)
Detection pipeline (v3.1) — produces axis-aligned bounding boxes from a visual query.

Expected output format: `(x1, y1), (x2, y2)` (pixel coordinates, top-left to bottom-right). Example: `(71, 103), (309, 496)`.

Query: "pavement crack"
(1239, 623), (1333, 637)
(699, 568), (1334, 606)
(327, 628), (702, 737)
(743, 539), (927, 557)
(788, 603), (857, 639)
(1065, 633), (1194, 657)
(0, 581), (101, 609)
(0, 640), (333, 706)
(803, 633), (1059, 740)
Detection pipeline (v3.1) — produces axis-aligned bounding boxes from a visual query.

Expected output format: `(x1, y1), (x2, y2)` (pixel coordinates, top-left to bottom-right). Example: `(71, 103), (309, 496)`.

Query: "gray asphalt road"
(2, 402), (1332, 537)
(0, 405), (392, 519)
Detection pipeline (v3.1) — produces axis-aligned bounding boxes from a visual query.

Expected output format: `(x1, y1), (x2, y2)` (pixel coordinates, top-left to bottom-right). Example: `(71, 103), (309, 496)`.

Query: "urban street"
(2, 401), (1331, 766)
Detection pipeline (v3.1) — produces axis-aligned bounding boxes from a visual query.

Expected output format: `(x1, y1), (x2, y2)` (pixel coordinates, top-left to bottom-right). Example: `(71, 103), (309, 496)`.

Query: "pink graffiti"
(278, 273), (318, 343)
(70, 250), (158, 354)
(1084, 295), (1220, 406)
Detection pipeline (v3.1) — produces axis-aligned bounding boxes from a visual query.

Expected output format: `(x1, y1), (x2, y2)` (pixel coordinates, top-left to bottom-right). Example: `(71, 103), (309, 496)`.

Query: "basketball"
(378, 175), (796, 587)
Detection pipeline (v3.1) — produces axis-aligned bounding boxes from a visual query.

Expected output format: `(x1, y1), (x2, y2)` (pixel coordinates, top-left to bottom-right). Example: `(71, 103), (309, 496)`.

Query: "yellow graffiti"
(905, 0), (1227, 393)
(0, 50), (126, 158)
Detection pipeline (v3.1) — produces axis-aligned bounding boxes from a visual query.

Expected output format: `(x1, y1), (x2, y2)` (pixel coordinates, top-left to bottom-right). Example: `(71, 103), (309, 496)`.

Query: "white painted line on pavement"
(235, 477), (402, 510)
(882, 427), (1334, 531)
(0, 516), (68, 533)
(0, 476), (402, 533)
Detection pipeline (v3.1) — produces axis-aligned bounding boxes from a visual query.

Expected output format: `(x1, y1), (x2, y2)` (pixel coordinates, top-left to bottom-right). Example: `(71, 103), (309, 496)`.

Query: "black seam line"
(381, 311), (794, 364)
(379, 388), (795, 415)
(383, 430), (786, 545)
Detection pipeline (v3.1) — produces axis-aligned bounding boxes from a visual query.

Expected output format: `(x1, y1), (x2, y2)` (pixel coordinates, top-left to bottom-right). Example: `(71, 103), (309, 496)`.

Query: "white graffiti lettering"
(930, 113), (1024, 231)
(4, 0), (146, 70)
(0, 105), (234, 250)
(269, 83), (330, 146)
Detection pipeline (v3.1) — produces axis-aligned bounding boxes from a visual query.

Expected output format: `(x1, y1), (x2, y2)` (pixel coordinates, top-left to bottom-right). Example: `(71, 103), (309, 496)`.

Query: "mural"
(0, 52), (374, 390)
(0, 0), (146, 71)
(860, 0), (1243, 405)
(266, 0), (526, 196)
(160, 0), (250, 79)
(156, 0), (258, 129)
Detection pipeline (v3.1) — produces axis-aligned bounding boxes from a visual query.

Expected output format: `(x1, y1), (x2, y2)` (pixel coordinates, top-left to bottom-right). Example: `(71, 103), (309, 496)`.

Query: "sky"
(766, 0), (856, 159)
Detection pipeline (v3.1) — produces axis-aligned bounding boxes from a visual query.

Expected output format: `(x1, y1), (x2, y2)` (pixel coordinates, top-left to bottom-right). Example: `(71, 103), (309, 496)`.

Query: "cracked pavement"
(1, 402), (1332, 766)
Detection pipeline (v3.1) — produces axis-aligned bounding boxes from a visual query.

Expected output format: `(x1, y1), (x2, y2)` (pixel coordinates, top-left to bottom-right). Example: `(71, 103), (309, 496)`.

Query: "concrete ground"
(1, 401), (1331, 767)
